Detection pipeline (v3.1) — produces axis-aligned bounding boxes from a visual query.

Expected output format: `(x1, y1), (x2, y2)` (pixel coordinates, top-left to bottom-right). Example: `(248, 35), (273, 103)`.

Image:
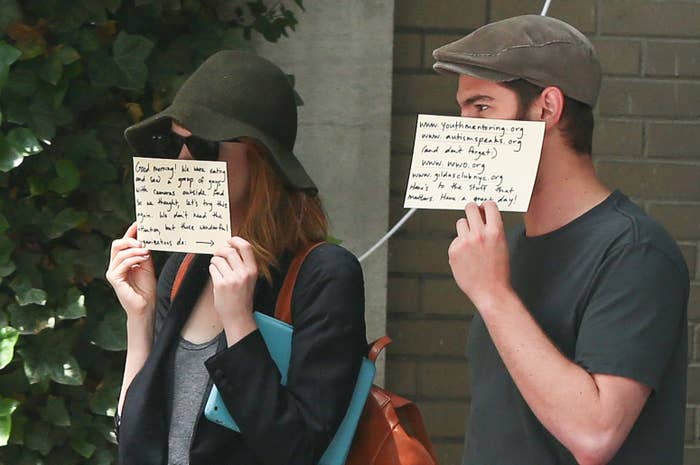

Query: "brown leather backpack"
(276, 244), (440, 465)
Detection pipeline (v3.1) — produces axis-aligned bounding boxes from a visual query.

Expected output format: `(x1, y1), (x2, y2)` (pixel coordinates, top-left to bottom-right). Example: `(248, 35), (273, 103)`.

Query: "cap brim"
(124, 102), (317, 193)
(433, 61), (519, 83)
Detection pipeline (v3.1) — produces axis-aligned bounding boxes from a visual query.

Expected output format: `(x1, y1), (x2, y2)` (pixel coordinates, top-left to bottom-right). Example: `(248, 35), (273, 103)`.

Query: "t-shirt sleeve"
(574, 243), (688, 391)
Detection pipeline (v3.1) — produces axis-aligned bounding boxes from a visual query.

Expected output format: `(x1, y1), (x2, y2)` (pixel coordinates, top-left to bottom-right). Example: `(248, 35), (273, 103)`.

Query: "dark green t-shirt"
(463, 191), (689, 465)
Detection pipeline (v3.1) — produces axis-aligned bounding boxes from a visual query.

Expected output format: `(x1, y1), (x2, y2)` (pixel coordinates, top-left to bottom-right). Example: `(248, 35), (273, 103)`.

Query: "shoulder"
(605, 193), (688, 278)
(298, 243), (363, 283)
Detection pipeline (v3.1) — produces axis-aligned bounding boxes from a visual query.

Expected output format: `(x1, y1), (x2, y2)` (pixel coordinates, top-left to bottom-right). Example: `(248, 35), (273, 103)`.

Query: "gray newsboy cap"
(433, 15), (601, 107)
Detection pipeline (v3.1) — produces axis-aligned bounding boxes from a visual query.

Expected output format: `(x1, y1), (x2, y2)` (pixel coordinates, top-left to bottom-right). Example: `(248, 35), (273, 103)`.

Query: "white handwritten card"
(403, 115), (545, 212)
(133, 157), (232, 254)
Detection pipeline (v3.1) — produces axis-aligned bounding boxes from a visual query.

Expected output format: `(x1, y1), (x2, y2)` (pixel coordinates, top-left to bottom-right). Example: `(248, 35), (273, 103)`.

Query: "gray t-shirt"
(463, 191), (689, 465)
(167, 335), (219, 465)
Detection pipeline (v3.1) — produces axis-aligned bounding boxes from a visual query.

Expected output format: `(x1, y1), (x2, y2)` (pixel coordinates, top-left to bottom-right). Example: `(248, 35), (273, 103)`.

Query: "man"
(432, 15), (689, 465)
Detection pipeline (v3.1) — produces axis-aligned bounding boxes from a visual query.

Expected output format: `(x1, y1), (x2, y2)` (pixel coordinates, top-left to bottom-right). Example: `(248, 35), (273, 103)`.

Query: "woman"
(106, 51), (367, 465)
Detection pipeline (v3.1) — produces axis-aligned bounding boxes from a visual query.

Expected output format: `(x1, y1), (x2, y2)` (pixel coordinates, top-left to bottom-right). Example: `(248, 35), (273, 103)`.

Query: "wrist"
(474, 284), (518, 318)
(222, 311), (257, 347)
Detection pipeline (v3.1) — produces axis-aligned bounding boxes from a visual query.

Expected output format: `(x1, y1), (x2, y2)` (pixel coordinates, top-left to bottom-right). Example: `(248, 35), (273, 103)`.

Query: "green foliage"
(0, 0), (304, 462)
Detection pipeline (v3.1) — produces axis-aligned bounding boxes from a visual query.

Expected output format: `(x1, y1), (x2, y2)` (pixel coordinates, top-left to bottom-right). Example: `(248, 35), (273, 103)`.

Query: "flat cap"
(433, 15), (601, 107)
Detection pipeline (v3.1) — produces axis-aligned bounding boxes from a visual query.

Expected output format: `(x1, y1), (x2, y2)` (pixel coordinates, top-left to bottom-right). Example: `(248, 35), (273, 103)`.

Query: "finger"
(210, 256), (233, 277)
(219, 245), (245, 273)
(124, 222), (138, 239)
(482, 201), (503, 230)
(456, 218), (469, 237)
(464, 202), (484, 232)
(209, 262), (224, 283)
(109, 245), (149, 270)
(111, 254), (151, 279)
(229, 237), (256, 271)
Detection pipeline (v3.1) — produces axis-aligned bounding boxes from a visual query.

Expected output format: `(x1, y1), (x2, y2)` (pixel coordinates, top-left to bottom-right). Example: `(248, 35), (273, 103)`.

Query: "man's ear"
(534, 86), (565, 129)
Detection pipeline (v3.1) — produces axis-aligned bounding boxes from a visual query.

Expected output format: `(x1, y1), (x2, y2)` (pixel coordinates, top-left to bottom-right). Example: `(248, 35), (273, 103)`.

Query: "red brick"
(390, 154), (413, 193)
(685, 446), (700, 464)
(391, 114), (419, 154)
(687, 407), (696, 442)
(689, 284), (700, 321)
(646, 122), (700, 160)
(648, 204), (700, 241)
(388, 276), (421, 314)
(688, 365), (700, 403)
(679, 243), (697, 280)
(418, 360), (470, 398)
(396, 0), (487, 29)
(433, 442), (465, 465)
(489, 0), (596, 33)
(598, 79), (700, 118)
(421, 278), (475, 316)
(646, 41), (700, 78)
(424, 34), (464, 70)
(387, 320), (469, 356)
(393, 74), (459, 115)
(597, 162), (700, 201)
(394, 33), (422, 69)
(593, 119), (643, 158)
(601, 1), (700, 38)
(418, 400), (469, 437)
(592, 38), (641, 76)
(385, 358), (417, 396)
(389, 238), (453, 274)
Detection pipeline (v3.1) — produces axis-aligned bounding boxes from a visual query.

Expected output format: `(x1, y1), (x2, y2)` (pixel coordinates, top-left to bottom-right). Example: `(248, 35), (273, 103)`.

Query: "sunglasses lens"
(186, 136), (220, 161)
(151, 133), (184, 158)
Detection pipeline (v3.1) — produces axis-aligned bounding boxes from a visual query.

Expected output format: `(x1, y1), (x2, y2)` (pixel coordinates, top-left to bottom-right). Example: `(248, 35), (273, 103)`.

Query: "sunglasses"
(150, 133), (223, 161)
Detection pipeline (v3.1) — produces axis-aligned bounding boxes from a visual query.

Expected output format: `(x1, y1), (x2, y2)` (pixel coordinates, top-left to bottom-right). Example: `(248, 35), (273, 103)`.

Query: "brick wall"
(386, 1), (700, 464)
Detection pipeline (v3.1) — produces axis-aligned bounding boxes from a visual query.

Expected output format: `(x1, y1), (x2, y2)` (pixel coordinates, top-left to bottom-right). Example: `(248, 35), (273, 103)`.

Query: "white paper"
(403, 114), (545, 212)
(133, 157), (232, 254)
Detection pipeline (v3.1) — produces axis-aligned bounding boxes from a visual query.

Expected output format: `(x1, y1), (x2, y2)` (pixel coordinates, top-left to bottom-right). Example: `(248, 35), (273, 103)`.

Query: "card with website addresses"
(403, 114), (545, 212)
(133, 157), (232, 254)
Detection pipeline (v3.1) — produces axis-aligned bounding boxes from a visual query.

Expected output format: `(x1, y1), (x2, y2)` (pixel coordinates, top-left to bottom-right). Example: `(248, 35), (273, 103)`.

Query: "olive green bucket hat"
(124, 50), (317, 193)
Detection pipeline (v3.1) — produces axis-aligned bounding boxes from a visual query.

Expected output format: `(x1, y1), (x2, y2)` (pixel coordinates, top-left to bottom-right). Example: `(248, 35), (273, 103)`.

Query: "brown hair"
(500, 79), (595, 155)
(236, 138), (328, 281)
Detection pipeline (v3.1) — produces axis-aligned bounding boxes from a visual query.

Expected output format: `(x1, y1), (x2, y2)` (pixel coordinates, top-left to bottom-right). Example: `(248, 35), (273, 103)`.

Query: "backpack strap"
(274, 242), (325, 324)
(170, 253), (196, 301)
(386, 390), (439, 463)
(367, 336), (392, 362)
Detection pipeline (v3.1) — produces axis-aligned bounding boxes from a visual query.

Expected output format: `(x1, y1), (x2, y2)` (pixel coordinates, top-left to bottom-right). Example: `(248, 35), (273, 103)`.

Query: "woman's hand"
(209, 237), (258, 345)
(106, 223), (157, 318)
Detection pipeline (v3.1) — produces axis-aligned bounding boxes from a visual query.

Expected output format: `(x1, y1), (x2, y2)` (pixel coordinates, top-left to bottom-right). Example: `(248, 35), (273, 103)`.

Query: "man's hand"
(448, 201), (512, 310)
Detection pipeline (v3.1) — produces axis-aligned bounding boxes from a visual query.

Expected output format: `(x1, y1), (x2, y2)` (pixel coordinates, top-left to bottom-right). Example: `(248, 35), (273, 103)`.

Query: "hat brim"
(124, 102), (317, 193)
(433, 61), (519, 83)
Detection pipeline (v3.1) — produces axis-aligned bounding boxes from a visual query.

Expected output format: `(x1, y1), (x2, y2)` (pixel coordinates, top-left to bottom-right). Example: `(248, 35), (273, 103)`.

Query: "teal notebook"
(204, 311), (375, 465)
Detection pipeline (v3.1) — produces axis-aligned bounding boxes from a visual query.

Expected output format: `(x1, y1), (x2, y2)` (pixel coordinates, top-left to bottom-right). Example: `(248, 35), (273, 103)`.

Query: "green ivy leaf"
(6, 127), (43, 157)
(45, 208), (88, 239)
(19, 341), (84, 385)
(8, 303), (54, 334)
(48, 159), (80, 195)
(89, 309), (126, 351)
(38, 53), (63, 85)
(0, 137), (23, 172)
(24, 420), (52, 455)
(41, 396), (71, 426)
(0, 326), (19, 369)
(15, 288), (48, 306)
(70, 435), (95, 458)
(55, 46), (81, 65)
(0, 396), (19, 447)
(57, 288), (86, 320)
(89, 373), (119, 417)
(0, 212), (8, 233)
(113, 32), (154, 90)
(0, 234), (15, 263)
(89, 449), (113, 465)
(0, 42), (22, 93)
(0, 0), (22, 32)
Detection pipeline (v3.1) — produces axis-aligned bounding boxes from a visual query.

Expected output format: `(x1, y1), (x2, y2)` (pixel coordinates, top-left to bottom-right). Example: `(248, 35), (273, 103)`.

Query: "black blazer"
(116, 244), (367, 465)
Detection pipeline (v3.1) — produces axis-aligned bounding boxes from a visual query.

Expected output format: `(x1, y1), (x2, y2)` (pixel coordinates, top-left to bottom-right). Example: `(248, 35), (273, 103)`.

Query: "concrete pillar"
(255, 0), (395, 382)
